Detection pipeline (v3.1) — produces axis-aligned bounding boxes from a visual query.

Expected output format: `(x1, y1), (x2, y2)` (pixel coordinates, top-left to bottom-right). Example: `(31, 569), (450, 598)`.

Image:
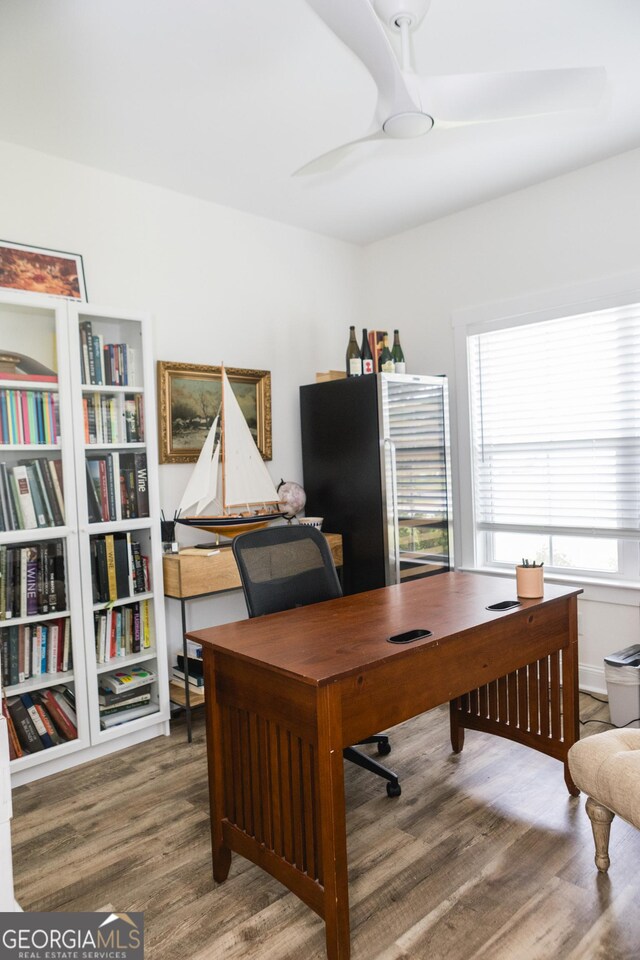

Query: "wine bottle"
(391, 329), (406, 374)
(361, 328), (374, 375)
(379, 334), (395, 373)
(346, 326), (362, 376)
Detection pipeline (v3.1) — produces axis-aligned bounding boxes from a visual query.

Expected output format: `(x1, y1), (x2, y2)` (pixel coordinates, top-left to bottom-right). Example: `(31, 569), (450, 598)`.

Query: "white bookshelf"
(0, 292), (169, 786)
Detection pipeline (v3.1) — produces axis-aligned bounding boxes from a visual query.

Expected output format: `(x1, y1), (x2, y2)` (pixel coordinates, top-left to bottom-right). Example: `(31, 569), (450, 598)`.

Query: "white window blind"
(468, 304), (640, 539)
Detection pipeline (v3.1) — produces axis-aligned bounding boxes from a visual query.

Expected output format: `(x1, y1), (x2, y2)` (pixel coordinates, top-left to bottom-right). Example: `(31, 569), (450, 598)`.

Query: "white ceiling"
(1, 0), (639, 245)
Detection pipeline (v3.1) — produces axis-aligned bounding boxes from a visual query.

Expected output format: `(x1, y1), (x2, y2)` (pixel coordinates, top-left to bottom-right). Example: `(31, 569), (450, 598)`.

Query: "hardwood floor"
(10, 693), (640, 960)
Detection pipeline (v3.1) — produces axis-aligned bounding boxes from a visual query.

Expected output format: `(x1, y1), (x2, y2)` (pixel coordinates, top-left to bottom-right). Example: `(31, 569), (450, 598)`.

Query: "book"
(10, 464), (37, 529)
(186, 639), (203, 658)
(134, 453), (148, 516)
(25, 545), (39, 616)
(98, 682), (152, 707)
(6, 695), (44, 753)
(39, 688), (77, 740)
(172, 667), (204, 688)
(100, 664), (156, 694)
(113, 533), (131, 599)
(50, 691), (77, 737)
(104, 534), (117, 601)
(29, 692), (64, 746)
(99, 693), (151, 715)
(100, 701), (157, 729)
(1, 696), (23, 759)
(85, 460), (103, 523)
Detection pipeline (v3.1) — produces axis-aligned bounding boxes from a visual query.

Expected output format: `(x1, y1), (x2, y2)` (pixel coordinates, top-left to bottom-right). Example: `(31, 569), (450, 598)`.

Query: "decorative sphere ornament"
(277, 479), (306, 519)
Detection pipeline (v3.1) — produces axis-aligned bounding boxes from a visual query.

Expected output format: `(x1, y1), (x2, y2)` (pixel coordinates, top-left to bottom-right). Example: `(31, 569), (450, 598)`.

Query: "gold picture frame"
(157, 361), (272, 464)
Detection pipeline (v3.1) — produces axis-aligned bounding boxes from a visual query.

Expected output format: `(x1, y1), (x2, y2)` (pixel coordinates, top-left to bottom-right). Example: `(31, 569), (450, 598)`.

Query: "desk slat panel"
(550, 651), (562, 740)
(528, 662), (540, 734)
(219, 703), (323, 886)
(539, 656), (550, 739)
(507, 671), (518, 727)
(452, 646), (573, 762)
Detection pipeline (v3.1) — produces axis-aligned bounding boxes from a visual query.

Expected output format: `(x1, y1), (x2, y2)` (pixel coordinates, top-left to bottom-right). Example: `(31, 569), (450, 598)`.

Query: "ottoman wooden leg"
(585, 796), (615, 873)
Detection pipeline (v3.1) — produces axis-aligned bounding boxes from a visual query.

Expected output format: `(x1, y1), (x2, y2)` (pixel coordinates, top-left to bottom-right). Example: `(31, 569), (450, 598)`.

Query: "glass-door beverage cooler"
(300, 373), (454, 595)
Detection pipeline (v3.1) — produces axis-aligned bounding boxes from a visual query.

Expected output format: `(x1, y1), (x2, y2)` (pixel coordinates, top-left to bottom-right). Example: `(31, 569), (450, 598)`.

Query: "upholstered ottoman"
(568, 728), (640, 871)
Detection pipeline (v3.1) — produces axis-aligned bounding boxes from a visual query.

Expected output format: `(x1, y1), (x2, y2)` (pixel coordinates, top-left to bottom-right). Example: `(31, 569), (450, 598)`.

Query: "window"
(464, 302), (640, 580)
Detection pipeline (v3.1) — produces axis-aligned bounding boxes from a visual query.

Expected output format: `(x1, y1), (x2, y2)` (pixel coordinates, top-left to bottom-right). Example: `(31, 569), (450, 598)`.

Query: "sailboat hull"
(176, 512), (283, 538)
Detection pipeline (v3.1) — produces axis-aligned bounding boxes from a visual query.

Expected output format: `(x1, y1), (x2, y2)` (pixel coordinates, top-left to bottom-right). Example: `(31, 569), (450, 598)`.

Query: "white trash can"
(604, 644), (640, 729)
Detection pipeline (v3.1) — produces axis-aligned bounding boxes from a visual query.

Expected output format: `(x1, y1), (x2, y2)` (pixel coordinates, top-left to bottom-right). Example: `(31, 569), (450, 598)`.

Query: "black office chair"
(232, 523), (401, 797)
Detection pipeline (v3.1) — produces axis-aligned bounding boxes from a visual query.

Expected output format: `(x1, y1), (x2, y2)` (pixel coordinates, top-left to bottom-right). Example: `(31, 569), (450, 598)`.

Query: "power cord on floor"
(579, 690), (640, 729)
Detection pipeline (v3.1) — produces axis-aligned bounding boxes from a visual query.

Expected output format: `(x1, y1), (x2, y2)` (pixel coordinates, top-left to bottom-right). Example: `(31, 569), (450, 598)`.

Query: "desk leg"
(204, 648), (232, 882)
(562, 599), (580, 797)
(181, 599), (192, 744)
(449, 698), (465, 754)
(316, 685), (350, 960)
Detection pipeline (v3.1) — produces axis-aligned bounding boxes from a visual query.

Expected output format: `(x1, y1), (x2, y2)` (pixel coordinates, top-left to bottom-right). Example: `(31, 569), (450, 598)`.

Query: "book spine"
(7, 695), (44, 752)
(31, 694), (63, 746)
(41, 689), (77, 739)
(1, 696), (23, 759)
(105, 534), (117, 601)
(11, 464), (37, 529)
(25, 546), (39, 616)
(48, 458), (65, 521)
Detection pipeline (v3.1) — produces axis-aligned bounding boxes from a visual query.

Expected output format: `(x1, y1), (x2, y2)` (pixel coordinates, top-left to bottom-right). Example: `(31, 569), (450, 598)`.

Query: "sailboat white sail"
(176, 367), (282, 536)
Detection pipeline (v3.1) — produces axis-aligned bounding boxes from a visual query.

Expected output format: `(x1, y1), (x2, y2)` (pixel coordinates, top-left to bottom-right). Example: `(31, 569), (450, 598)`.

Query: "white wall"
(362, 146), (640, 693)
(2, 138), (639, 691)
(0, 139), (365, 650)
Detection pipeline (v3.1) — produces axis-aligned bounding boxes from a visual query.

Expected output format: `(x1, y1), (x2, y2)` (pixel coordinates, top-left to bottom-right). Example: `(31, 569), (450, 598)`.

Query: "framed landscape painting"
(157, 361), (272, 464)
(0, 240), (87, 301)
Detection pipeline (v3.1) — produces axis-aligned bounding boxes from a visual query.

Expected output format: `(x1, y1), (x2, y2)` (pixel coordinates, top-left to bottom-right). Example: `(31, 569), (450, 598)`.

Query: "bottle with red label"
(361, 328), (374, 374)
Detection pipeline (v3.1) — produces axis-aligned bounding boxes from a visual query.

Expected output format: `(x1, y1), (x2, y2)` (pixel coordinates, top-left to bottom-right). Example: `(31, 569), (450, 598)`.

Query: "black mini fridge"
(299, 373), (454, 595)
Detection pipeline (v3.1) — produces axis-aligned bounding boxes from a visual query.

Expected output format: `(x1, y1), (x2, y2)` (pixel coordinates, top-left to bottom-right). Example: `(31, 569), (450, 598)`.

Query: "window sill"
(458, 565), (640, 606)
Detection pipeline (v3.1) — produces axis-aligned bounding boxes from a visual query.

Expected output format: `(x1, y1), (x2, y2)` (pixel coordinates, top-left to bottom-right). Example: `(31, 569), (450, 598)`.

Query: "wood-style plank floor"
(10, 693), (640, 960)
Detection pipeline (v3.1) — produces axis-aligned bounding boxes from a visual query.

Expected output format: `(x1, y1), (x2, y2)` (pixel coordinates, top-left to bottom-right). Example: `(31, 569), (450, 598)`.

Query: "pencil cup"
(516, 565), (544, 598)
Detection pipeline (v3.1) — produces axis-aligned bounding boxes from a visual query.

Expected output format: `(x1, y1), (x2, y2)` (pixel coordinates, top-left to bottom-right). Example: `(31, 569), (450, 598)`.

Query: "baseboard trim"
(579, 663), (607, 696)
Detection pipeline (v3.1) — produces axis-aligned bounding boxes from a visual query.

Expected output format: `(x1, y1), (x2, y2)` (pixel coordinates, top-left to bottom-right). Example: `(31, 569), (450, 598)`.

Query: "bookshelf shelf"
(0, 292), (169, 786)
(5, 668), (74, 697)
(95, 649), (157, 673)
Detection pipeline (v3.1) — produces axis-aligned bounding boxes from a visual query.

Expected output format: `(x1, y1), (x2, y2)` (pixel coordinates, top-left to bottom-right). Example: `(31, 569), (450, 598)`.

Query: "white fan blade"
(306, 0), (420, 116)
(424, 67), (607, 123)
(294, 129), (387, 177)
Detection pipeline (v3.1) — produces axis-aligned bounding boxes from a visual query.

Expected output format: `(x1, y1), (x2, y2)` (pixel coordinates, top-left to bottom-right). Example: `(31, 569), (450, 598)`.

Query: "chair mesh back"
(232, 524), (342, 618)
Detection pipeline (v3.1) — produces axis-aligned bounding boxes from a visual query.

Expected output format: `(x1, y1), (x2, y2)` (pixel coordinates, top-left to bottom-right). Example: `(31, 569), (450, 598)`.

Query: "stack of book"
(90, 533), (149, 604)
(0, 386), (60, 445)
(2, 683), (77, 759)
(99, 664), (157, 729)
(1, 617), (72, 685)
(82, 393), (143, 445)
(172, 641), (204, 688)
(0, 541), (66, 619)
(0, 457), (65, 530)
(93, 599), (151, 663)
(85, 451), (148, 522)
(79, 320), (137, 387)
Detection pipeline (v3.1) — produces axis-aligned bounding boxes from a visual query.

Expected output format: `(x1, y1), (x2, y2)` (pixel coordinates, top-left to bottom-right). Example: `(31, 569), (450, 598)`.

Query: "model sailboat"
(176, 366), (283, 537)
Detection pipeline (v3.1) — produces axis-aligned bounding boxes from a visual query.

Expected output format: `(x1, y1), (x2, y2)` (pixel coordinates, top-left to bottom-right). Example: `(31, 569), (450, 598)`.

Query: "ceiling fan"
(295, 0), (607, 175)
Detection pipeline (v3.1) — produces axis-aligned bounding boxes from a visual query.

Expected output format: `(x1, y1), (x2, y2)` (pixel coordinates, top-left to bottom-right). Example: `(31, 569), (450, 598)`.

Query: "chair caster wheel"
(386, 781), (401, 798)
(377, 741), (391, 756)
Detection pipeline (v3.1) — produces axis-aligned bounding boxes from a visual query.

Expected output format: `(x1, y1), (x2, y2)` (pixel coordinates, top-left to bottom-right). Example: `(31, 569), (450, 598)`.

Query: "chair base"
(343, 744), (401, 797)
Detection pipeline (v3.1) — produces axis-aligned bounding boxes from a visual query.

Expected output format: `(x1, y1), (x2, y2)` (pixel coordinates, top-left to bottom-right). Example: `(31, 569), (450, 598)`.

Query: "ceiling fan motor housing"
(372, 0), (431, 30)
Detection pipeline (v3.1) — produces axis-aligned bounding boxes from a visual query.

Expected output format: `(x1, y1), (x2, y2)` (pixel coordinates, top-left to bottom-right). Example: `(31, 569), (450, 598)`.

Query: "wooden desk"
(190, 572), (581, 960)
(163, 533), (343, 739)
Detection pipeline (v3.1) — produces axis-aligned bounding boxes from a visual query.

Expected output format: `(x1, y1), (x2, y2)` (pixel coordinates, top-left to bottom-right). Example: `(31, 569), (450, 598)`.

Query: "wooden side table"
(163, 534), (343, 741)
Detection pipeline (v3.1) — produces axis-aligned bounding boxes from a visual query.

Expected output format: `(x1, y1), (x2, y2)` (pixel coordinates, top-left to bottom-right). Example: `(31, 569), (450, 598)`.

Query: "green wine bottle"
(345, 326), (362, 376)
(379, 334), (395, 373)
(391, 329), (406, 374)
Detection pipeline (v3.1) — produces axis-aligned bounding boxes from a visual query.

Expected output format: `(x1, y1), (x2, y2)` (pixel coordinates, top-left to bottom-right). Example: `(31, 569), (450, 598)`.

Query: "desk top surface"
(189, 572), (582, 686)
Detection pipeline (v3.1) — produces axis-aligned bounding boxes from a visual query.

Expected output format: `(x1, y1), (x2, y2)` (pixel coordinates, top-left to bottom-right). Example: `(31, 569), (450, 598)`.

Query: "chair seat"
(568, 728), (640, 829)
